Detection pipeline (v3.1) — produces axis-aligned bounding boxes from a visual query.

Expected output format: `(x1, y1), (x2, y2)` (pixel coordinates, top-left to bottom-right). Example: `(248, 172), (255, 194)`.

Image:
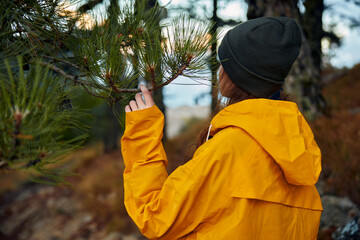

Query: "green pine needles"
(0, 57), (87, 183)
(66, 5), (215, 103)
(0, 0), (216, 182)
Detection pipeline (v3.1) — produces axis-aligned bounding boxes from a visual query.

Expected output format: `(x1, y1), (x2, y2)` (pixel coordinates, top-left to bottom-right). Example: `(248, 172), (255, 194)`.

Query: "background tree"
(138, 0), (168, 139)
(0, 0), (215, 181)
(168, 0), (240, 112)
(245, 0), (343, 118)
(171, 0), (359, 118)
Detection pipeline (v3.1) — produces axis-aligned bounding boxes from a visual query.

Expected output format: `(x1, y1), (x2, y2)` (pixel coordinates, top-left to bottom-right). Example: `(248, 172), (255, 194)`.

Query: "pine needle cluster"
(0, 57), (87, 183)
(0, 0), (216, 182)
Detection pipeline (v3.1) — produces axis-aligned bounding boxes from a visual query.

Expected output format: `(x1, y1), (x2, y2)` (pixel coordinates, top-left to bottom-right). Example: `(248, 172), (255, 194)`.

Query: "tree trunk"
(210, 0), (220, 114)
(245, 0), (325, 119)
(104, 104), (120, 152)
(102, 0), (122, 152)
(153, 87), (167, 139)
(303, 0), (324, 72)
(143, 0), (167, 139)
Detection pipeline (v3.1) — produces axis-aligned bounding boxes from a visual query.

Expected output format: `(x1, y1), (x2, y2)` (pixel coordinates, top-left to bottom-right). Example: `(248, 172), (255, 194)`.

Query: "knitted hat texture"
(218, 17), (302, 97)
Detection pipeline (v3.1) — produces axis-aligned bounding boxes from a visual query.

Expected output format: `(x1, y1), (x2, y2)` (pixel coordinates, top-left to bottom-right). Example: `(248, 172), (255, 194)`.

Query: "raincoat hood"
(209, 99), (321, 186)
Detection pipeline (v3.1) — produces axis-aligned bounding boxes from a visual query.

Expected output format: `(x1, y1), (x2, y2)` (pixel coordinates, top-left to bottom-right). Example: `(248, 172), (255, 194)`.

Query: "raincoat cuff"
(125, 105), (164, 128)
(121, 105), (166, 169)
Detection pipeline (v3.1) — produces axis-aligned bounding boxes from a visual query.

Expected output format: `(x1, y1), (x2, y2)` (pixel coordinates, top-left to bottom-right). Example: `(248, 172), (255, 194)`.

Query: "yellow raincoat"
(121, 99), (323, 240)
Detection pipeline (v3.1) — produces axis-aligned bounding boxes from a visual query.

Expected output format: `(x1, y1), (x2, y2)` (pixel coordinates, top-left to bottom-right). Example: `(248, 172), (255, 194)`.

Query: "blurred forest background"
(1, 0), (360, 239)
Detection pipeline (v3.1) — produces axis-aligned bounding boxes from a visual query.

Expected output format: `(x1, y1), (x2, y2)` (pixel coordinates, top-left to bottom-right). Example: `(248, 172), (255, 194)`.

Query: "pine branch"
(37, 61), (92, 87)
(111, 59), (191, 93)
(36, 59), (191, 100)
(37, 61), (84, 83)
(42, 56), (84, 71)
(153, 61), (190, 90)
(36, 61), (109, 100)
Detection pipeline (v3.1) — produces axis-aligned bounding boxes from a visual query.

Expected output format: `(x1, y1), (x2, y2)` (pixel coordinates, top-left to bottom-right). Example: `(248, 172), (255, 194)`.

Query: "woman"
(121, 17), (322, 239)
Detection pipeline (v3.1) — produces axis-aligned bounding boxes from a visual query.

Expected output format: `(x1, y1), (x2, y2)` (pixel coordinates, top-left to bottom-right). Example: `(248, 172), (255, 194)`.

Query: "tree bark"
(245, 0), (325, 119)
(104, 104), (121, 152)
(303, 0), (324, 72)
(143, 0), (168, 139)
(210, 0), (220, 114)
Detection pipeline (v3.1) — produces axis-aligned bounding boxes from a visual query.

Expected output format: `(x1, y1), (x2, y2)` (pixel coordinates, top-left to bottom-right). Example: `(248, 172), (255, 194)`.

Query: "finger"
(129, 100), (138, 111)
(125, 105), (131, 112)
(135, 92), (146, 109)
(140, 84), (155, 107)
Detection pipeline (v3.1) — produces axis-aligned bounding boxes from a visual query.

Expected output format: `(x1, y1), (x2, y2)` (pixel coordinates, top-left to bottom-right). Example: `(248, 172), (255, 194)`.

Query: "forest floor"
(1, 64), (360, 240)
(0, 148), (146, 240)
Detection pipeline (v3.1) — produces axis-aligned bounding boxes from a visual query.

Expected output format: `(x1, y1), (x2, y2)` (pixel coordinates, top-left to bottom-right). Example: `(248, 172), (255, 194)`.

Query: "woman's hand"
(125, 84), (155, 113)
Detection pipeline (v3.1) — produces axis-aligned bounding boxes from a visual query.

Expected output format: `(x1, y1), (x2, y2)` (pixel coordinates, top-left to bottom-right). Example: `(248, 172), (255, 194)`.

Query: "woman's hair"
(196, 80), (256, 148)
(196, 72), (291, 148)
(220, 82), (256, 106)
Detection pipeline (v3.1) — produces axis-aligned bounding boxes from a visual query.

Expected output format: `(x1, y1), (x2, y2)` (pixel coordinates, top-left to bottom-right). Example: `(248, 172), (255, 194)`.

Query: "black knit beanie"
(218, 17), (302, 98)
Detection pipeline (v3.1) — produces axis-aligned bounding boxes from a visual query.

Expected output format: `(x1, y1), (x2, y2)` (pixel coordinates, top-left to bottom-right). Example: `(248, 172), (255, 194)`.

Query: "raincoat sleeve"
(121, 105), (230, 239)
